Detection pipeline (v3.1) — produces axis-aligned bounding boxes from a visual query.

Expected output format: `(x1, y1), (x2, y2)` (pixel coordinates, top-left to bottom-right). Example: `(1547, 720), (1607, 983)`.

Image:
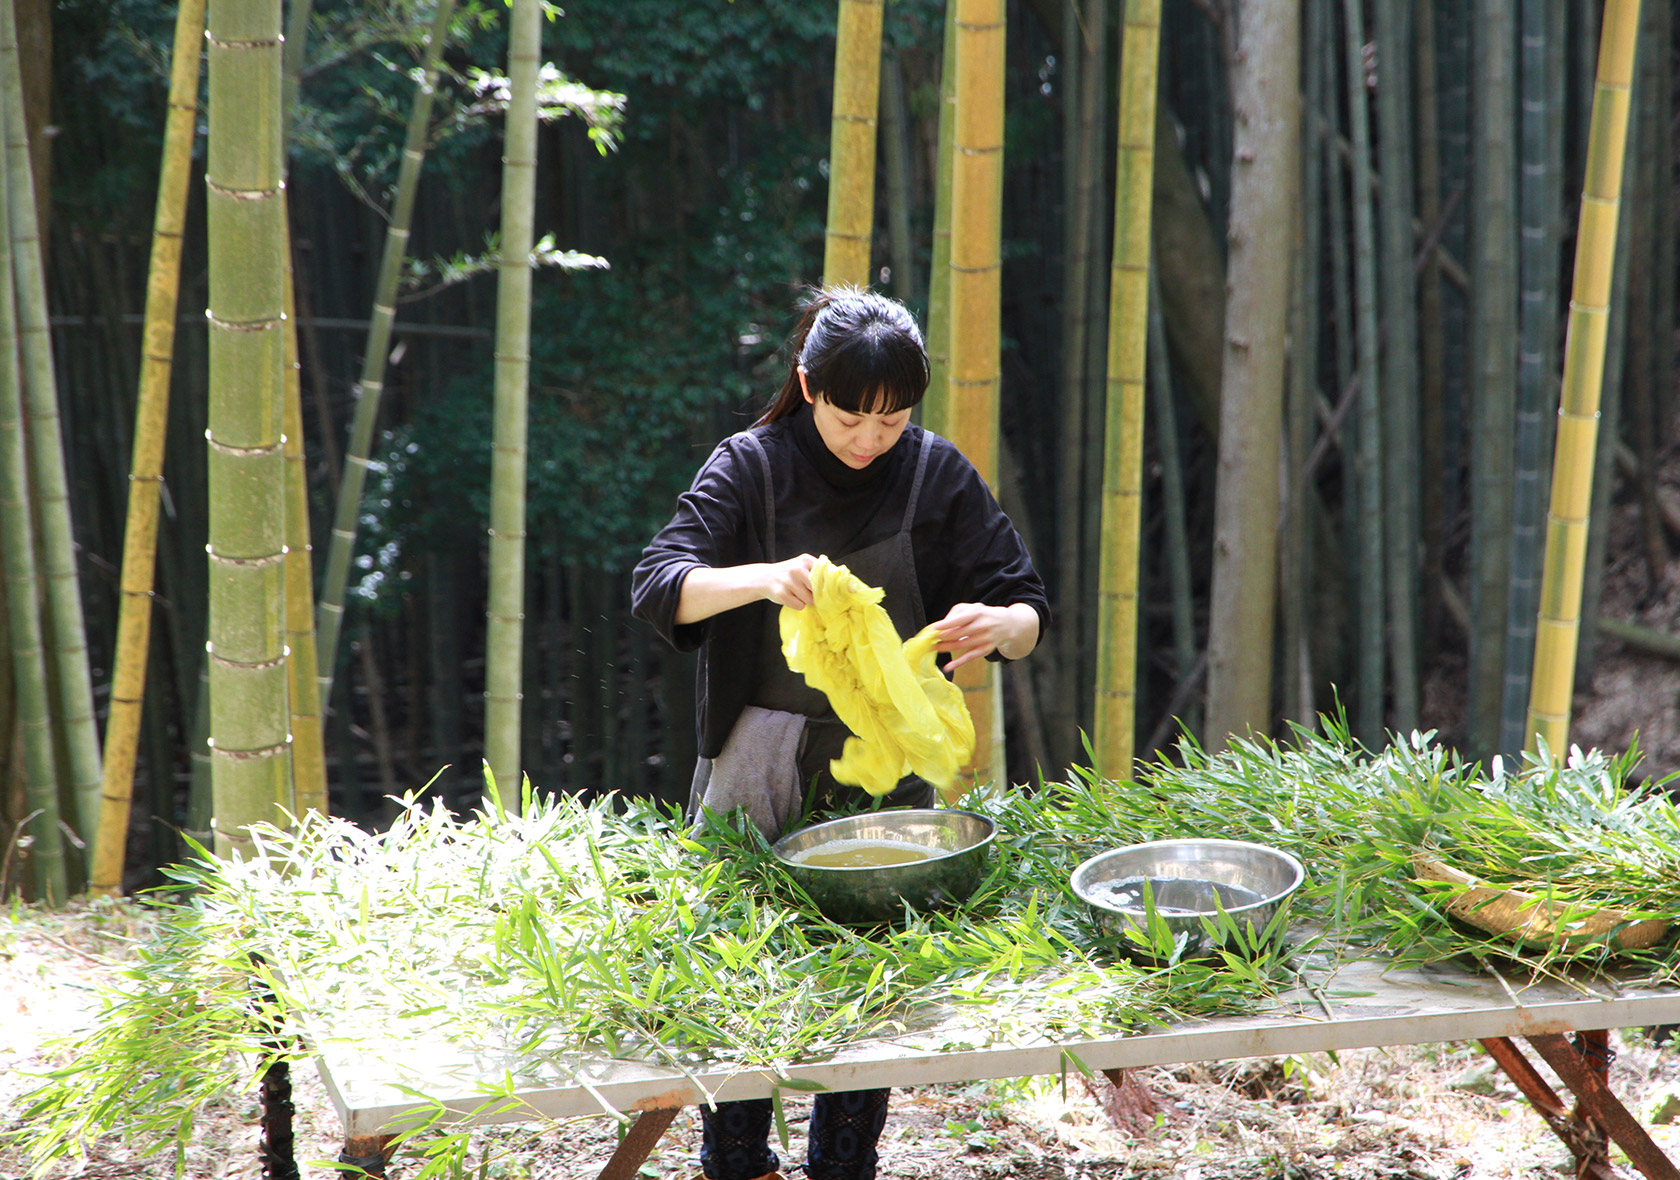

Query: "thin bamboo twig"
(315, 0), (457, 703)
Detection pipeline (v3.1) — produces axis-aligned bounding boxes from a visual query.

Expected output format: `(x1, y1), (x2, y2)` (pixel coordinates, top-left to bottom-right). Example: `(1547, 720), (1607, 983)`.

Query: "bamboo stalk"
(1342, 0), (1384, 746)
(1576, 10), (1636, 690)
(1283, 0), (1327, 729)
(1524, 0), (1641, 756)
(484, 0), (541, 807)
(0, 0), (103, 877)
(921, 0), (958, 439)
(1091, 0), (1161, 782)
(1414, 0), (1446, 657)
(1148, 266), (1194, 697)
(880, 54), (917, 301)
(945, 0), (1006, 789)
(0, 136), (64, 904)
(1375, 0), (1419, 734)
(1203, 0), (1299, 751)
(283, 212), (328, 816)
(205, 0), (293, 855)
(91, 0), (206, 897)
(1499, 0), (1565, 758)
(1469, 0), (1519, 760)
(822, 0), (884, 287)
(315, 0), (457, 702)
(1054, 0), (1104, 772)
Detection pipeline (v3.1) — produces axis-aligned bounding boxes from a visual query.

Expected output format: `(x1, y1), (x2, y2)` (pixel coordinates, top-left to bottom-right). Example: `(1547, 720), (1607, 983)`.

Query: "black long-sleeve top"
(631, 404), (1050, 759)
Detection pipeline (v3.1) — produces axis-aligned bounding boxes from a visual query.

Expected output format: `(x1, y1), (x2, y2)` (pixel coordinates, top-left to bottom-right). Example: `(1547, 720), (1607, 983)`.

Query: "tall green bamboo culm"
(1468, 0), (1518, 761)
(1525, 0), (1641, 755)
(1498, 0), (1564, 758)
(1203, 0), (1298, 751)
(1283, 0), (1327, 729)
(0, 0), (103, 879)
(1148, 265), (1195, 711)
(881, 55), (917, 301)
(1577, 6), (1636, 691)
(920, 0), (958, 439)
(484, 0), (541, 806)
(0, 144), (65, 904)
(283, 214), (328, 817)
(205, 0), (293, 857)
(1414, 1), (1447, 655)
(315, 0), (457, 703)
(1091, 0), (1161, 783)
(821, 0), (883, 287)
(92, 0), (206, 897)
(943, 0), (1006, 791)
(1053, 0), (1105, 773)
(1340, 0), (1383, 748)
(1375, 0), (1419, 735)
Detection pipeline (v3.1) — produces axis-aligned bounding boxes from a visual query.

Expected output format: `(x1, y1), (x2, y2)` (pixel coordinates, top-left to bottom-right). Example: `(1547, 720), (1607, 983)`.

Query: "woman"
(632, 288), (1049, 1180)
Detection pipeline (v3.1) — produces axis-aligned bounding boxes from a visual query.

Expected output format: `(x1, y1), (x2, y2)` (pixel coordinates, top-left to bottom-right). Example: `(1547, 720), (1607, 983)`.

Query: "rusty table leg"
(338, 1134), (395, 1177)
(1527, 1032), (1680, 1180)
(1481, 1037), (1615, 1180)
(597, 1107), (682, 1180)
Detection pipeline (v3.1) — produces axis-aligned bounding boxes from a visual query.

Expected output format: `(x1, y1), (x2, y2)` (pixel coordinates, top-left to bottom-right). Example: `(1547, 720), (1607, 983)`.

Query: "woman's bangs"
(819, 344), (928, 415)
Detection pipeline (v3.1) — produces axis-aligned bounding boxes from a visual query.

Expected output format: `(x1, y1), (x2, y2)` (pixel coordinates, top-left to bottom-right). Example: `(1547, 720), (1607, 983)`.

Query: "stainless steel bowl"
(772, 809), (997, 925)
(1070, 838), (1305, 956)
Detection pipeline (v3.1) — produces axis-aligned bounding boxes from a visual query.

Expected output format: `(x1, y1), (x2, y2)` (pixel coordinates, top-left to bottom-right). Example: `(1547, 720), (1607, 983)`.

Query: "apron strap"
(902, 429), (934, 533)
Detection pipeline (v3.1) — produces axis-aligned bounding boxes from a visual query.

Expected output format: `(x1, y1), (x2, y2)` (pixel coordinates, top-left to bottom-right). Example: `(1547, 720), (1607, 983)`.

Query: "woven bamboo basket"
(1411, 852), (1671, 952)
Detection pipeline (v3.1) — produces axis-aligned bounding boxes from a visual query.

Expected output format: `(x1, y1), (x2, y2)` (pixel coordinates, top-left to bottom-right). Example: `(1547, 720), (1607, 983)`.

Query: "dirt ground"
(5, 903), (1680, 1180)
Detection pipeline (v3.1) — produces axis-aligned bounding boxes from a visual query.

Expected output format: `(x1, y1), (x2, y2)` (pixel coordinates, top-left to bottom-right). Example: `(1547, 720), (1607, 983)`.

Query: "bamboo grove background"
(0, 0), (1675, 897)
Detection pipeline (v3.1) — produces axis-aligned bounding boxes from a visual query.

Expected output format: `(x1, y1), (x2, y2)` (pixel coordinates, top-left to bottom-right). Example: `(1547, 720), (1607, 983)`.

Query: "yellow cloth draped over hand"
(780, 556), (975, 796)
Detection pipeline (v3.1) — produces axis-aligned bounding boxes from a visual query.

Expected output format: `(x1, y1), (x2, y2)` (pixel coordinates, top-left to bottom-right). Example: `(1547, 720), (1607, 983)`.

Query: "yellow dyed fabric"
(780, 556), (975, 796)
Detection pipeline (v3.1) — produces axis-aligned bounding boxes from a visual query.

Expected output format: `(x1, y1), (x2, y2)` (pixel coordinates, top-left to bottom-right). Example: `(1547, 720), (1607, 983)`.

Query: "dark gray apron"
(742, 427), (937, 813)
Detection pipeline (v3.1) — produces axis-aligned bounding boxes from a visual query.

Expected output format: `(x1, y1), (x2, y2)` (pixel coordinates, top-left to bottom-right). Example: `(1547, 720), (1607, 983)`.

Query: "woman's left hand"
(930, 603), (1040, 673)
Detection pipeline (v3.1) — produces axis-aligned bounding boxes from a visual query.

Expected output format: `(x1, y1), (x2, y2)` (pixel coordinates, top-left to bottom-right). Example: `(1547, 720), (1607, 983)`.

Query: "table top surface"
(310, 949), (1680, 1137)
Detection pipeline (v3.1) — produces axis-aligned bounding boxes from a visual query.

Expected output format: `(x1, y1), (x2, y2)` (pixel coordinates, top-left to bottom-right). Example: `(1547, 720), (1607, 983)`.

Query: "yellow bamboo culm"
(91, 0), (207, 896)
(1524, 0), (1640, 757)
(1092, 0), (1162, 784)
(822, 0), (885, 287)
(283, 214), (329, 817)
(945, 0), (1006, 793)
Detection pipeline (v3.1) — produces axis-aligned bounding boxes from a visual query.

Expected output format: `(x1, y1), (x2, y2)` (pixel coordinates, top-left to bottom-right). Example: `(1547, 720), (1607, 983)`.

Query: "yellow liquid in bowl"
(793, 839), (937, 868)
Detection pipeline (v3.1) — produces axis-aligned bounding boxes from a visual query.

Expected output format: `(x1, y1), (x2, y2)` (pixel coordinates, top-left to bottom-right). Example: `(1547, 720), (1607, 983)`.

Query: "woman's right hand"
(675, 554), (819, 623)
(762, 553), (818, 611)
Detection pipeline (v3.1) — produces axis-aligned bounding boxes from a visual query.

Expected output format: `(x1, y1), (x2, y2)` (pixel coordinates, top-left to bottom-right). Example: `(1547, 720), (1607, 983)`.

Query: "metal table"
(293, 952), (1680, 1180)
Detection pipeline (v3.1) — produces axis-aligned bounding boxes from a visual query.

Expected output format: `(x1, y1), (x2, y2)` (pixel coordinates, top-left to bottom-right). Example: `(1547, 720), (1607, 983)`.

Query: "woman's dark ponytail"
(754, 286), (929, 426)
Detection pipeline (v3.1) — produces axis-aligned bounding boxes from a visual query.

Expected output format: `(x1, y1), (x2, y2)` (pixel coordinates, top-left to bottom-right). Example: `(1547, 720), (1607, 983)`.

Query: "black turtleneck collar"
(787, 401), (904, 491)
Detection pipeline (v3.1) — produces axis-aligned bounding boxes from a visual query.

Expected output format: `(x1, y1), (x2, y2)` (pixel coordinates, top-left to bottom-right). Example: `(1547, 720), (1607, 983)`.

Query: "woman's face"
(804, 384), (911, 469)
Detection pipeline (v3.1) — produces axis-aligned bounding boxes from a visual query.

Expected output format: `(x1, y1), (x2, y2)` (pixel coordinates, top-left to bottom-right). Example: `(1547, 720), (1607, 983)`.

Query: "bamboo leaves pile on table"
(12, 723), (1680, 1176)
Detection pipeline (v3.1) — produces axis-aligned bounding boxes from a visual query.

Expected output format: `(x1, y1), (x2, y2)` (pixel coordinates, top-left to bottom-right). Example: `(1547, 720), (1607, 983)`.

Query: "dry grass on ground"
(5, 902), (1680, 1180)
